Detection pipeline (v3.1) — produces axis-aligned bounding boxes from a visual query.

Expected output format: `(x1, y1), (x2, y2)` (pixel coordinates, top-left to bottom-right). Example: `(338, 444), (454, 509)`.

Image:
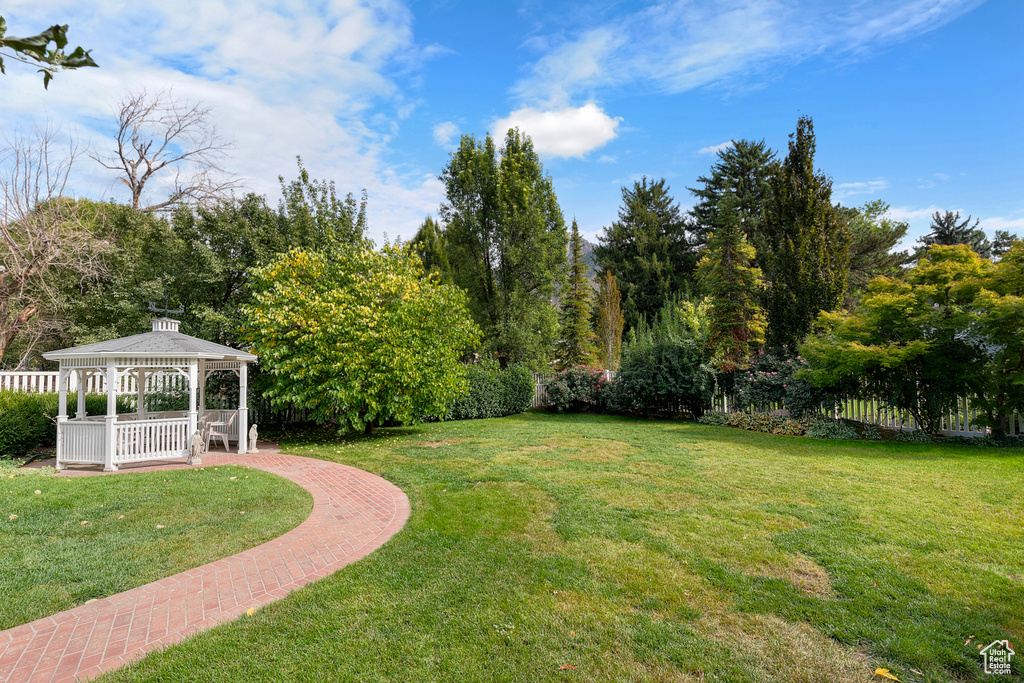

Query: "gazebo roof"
(42, 318), (257, 363)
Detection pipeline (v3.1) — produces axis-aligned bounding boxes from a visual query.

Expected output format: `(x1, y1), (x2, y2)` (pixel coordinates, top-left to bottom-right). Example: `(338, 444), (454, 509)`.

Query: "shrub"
(894, 430), (935, 444)
(727, 348), (840, 418)
(447, 363), (534, 421)
(697, 411), (730, 426)
(698, 410), (816, 436)
(805, 419), (860, 440)
(545, 366), (609, 413)
(0, 391), (133, 459)
(611, 338), (716, 418)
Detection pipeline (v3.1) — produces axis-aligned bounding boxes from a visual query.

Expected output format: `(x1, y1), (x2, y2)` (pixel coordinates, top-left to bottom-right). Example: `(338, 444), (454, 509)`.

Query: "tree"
(688, 139), (776, 249)
(838, 199), (913, 304)
(439, 128), (567, 370)
(800, 245), (990, 434)
(0, 129), (109, 366)
(595, 271), (624, 371)
(277, 157), (366, 247)
(917, 210), (990, 259)
(761, 115), (850, 349)
(593, 177), (693, 332)
(409, 215), (450, 280)
(696, 195), (765, 372)
(557, 219), (597, 369)
(0, 16), (96, 88)
(93, 89), (240, 212)
(992, 230), (1020, 259)
(245, 244), (480, 435)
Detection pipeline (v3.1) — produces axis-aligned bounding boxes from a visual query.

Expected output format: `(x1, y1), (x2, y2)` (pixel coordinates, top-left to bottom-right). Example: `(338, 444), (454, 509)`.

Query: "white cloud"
(980, 214), (1024, 233)
(833, 179), (891, 200)
(433, 121), (460, 148)
(492, 104), (621, 159)
(697, 141), (734, 155)
(513, 0), (984, 105)
(0, 0), (441, 242)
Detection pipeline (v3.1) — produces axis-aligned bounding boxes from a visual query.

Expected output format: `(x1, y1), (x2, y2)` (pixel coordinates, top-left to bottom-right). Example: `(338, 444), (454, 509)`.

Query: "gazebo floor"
(0, 446), (410, 683)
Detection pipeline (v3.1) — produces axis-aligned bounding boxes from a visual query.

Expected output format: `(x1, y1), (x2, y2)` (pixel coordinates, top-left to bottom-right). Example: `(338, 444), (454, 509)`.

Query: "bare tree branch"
(92, 88), (241, 212)
(0, 126), (110, 365)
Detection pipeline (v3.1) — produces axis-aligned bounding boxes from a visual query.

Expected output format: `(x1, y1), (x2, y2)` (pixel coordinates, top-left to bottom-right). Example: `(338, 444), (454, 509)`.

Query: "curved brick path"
(0, 445), (410, 683)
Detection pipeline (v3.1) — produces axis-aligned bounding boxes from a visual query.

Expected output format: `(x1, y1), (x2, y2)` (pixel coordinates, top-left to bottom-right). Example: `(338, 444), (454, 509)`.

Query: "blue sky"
(2, 0), (1021, 247)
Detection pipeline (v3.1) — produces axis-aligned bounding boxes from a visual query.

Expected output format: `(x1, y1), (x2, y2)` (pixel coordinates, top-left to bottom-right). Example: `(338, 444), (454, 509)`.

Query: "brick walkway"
(0, 445), (410, 683)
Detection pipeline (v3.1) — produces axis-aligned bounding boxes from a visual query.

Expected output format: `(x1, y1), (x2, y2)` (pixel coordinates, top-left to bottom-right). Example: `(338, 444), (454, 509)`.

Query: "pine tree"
(917, 210), (991, 259)
(688, 139), (776, 249)
(593, 177), (694, 332)
(761, 115), (850, 349)
(557, 220), (597, 369)
(596, 271), (624, 371)
(696, 194), (765, 371)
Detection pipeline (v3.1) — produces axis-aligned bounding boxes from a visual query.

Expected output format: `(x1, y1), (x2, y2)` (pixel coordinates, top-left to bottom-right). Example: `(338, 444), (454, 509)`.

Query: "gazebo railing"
(62, 421), (106, 464)
(115, 417), (189, 463)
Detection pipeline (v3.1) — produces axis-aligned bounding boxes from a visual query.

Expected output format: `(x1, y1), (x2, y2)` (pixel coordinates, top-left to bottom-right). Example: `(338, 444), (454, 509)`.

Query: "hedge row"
(0, 391), (133, 459)
(447, 364), (534, 421)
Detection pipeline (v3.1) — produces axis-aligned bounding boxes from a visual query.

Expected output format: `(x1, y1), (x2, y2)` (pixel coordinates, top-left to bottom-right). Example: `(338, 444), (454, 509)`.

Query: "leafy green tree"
(761, 115), (850, 349)
(696, 195), (765, 372)
(838, 200), (913, 304)
(245, 245), (479, 435)
(992, 230), (1020, 259)
(409, 215), (450, 280)
(278, 157), (367, 248)
(800, 245), (990, 433)
(593, 177), (693, 332)
(688, 139), (776, 249)
(595, 271), (624, 371)
(0, 17), (96, 88)
(439, 129), (567, 371)
(557, 220), (597, 369)
(917, 210), (990, 259)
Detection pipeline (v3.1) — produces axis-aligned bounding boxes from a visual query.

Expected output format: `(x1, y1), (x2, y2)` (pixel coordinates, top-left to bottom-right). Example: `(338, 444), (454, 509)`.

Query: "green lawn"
(93, 412), (1022, 682)
(0, 464), (311, 630)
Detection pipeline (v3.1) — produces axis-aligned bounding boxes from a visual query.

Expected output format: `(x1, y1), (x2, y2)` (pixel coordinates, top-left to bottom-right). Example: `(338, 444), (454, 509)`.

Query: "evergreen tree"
(688, 139), (776, 249)
(917, 210), (991, 259)
(409, 215), (450, 280)
(838, 200), (913, 304)
(593, 177), (693, 332)
(992, 229), (1020, 259)
(596, 271), (624, 371)
(439, 129), (567, 371)
(696, 194), (765, 372)
(558, 220), (597, 369)
(761, 115), (850, 349)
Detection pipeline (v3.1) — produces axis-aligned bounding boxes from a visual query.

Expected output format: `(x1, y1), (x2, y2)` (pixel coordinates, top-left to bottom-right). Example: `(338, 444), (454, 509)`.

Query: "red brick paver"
(0, 445), (411, 683)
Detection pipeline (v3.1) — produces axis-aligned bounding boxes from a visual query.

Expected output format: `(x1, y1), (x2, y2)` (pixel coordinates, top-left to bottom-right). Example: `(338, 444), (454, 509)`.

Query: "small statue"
(247, 424), (258, 453)
(188, 429), (205, 465)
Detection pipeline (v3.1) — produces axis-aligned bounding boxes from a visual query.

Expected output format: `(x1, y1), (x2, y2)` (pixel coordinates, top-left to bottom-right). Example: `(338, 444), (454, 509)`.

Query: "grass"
(0, 463), (311, 630)
(83, 411), (1024, 682)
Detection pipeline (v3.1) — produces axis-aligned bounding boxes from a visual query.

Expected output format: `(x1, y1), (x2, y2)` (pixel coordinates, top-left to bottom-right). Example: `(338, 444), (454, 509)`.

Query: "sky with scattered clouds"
(2, 0), (1021, 245)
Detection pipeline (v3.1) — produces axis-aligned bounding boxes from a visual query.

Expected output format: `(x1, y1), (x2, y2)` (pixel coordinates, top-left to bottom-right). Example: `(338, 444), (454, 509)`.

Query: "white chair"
(202, 411), (236, 452)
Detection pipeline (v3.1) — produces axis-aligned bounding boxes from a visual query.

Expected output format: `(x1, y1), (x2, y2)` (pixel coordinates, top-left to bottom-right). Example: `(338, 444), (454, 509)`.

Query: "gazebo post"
(56, 367), (68, 470)
(198, 360), (206, 423)
(237, 362), (248, 454)
(104, 359), (118, 472)
(75, 370), (86, 419)
(188, 359), (198, 456)
(136, 369), (147, 419)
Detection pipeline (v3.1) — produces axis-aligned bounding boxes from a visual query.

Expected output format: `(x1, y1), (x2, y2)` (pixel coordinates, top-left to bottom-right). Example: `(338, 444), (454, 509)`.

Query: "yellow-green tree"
(245, 245), (479, 434)
(595, 271), (624, 370)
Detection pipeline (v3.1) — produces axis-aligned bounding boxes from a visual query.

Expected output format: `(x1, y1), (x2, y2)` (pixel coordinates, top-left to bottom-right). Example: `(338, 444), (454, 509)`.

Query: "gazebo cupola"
(42, 318), (257, 471)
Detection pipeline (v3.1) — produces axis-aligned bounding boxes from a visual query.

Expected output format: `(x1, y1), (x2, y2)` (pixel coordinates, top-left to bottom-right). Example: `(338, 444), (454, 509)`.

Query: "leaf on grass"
(246, 607), (256, 616)
(558, 664), (576, 670)
(874, 669), (900, 681)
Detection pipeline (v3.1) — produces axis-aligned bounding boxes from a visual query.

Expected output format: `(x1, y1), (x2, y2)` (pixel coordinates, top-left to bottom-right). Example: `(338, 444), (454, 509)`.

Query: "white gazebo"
(42, 318), (257, 471)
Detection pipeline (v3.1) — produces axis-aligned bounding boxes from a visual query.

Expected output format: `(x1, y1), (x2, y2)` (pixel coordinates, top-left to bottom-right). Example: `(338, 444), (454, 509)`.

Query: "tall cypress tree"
(696, 194), (765, 372)
(761, 116), (850, 349)
(593, 177), (693, 332)
(558, 219), (597, 369)
(596, 271), (624, 371)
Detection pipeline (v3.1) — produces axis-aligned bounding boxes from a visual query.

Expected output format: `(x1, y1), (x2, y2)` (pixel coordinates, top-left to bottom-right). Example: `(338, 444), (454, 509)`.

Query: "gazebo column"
(188, 359), (198, 456)
(104, 360), (118, 472)
(198, 360), (206, 422)
(237, 362), (249, 454)
(55, 368), (68, 470)
(136, 369), (147, 420)
(76, 370), (87, 419)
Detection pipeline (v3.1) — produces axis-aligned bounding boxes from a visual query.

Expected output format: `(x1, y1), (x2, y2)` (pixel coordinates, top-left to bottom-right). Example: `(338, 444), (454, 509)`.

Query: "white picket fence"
(0, 370), (186, 395)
